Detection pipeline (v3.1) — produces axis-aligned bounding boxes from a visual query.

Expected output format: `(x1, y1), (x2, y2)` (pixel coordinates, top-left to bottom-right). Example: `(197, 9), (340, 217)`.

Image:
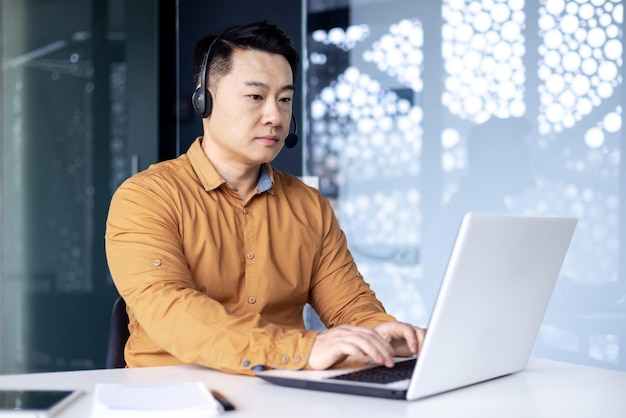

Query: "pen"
(211, 390), (236, 411)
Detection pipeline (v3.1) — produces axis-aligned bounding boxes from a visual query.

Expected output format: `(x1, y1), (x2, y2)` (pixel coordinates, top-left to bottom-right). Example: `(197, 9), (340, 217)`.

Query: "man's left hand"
(373, 321), (426, 358)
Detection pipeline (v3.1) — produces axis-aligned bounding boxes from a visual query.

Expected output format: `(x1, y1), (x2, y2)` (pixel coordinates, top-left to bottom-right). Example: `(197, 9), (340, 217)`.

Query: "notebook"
(256, 212), (577, 400)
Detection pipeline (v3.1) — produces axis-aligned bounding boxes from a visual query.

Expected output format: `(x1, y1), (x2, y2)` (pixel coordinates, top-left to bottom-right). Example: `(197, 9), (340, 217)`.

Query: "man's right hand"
(306, 324), (396, 370)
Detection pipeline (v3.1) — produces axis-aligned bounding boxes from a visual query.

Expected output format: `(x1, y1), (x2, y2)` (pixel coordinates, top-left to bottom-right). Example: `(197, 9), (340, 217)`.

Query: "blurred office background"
(1, 0), (624, 374)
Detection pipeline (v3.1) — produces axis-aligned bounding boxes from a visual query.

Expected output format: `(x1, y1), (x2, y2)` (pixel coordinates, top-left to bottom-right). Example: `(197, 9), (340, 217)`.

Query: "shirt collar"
(187, 137), (275, 194)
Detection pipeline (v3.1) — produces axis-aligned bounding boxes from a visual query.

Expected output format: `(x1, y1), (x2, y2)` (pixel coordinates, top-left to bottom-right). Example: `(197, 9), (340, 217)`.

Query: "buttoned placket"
(242, 203), (258, 309)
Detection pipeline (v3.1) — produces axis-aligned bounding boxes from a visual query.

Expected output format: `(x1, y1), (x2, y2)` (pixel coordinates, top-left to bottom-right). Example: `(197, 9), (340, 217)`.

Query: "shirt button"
(248, 296), (256, 304)
(243, 207), (248, 214)
(152, 259), (162, 267)
(243, 360), (250, 367)
(281, 355), (289, 363)
(247, 252), (254, 259)
(294, 356), (301, 363)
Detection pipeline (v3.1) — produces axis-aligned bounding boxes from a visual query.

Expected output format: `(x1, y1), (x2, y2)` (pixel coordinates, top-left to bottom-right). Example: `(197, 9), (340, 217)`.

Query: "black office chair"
(105, 296), (130, 369)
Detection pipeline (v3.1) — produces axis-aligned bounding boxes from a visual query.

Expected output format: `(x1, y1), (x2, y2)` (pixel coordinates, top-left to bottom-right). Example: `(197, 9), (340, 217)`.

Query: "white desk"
(1, 358), (624, 417)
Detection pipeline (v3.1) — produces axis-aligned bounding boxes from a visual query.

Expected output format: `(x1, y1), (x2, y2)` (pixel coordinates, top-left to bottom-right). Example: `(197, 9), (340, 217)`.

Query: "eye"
(279, 97), (292, 104)
(248, 94), (263, 101)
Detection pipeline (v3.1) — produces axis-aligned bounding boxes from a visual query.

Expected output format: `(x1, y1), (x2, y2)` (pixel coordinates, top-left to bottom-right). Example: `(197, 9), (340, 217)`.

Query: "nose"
(262, 101), (285, 128)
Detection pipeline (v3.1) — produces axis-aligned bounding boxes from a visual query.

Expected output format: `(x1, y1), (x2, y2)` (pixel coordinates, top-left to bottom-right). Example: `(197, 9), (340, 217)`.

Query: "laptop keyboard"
(327, 358), (417, 384)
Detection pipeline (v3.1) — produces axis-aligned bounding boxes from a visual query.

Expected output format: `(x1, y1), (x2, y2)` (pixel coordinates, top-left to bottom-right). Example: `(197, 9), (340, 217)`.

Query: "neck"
(201, 138), (261, 202)
(221, 167), (260, 202)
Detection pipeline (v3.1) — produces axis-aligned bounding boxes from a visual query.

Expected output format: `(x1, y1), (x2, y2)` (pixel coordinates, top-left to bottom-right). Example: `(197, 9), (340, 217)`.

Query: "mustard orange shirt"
(105, 138), (395, 374)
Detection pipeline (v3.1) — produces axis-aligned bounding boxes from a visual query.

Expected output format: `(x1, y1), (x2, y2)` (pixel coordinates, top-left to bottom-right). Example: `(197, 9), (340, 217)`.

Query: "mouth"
(256, 135), (280, 146)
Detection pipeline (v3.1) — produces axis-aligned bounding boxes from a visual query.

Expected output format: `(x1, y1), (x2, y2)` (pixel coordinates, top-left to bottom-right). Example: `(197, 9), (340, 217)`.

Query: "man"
(105, 21), (424, 375)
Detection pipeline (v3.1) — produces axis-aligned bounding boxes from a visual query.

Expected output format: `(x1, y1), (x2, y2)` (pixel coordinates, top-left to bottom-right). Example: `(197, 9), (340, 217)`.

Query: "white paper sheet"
(89, 381), (223, 418)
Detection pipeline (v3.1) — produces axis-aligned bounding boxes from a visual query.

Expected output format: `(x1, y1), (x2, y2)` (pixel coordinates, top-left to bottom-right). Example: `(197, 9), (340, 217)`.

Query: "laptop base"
(257, 375), (408, 400)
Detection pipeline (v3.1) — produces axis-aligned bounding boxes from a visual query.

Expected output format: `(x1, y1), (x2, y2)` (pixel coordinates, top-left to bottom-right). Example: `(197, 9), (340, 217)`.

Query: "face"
(202, 48), (294, 168)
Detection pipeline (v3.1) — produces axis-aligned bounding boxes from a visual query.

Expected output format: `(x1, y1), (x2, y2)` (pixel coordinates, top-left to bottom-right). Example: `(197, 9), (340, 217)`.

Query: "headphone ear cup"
(192, 88), (212, 118)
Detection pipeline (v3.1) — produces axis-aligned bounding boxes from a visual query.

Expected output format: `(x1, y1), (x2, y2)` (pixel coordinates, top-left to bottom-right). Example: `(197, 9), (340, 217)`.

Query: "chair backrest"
(105, 296), (129, 368)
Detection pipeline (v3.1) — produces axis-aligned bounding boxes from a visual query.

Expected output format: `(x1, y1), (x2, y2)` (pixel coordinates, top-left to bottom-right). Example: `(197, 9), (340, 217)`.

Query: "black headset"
(191, 36), (219, 119)
(191, 34), (298, 148)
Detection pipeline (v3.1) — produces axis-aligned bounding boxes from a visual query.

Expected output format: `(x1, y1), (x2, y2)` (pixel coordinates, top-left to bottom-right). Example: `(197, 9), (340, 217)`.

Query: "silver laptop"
(257, 212), (577, 400)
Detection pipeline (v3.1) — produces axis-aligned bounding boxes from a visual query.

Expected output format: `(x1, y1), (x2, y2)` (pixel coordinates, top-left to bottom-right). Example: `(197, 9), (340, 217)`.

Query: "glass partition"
(305, 0), (624, 371)
(1, 0), (134, 373)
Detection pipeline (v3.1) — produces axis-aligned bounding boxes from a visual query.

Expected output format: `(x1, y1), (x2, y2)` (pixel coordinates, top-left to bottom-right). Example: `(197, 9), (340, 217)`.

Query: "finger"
(416, 327), (426, 351)
(328, 331), (389, 364)
(401, 326), (420, 353)
(308, 326), (393, 369)
(351, 332), (395, 366)
(403, 325), (426, 354)
(331, 327), (395, 366)
(377, 322), (424, 356)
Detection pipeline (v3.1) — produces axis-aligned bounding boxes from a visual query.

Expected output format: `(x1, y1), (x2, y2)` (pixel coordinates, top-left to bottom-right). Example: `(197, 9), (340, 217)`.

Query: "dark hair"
(193, 21), (300, 89)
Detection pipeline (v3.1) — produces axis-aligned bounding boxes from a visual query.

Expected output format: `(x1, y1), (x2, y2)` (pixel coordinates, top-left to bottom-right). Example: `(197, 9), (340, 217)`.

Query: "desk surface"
(1, 358), (624, 417)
